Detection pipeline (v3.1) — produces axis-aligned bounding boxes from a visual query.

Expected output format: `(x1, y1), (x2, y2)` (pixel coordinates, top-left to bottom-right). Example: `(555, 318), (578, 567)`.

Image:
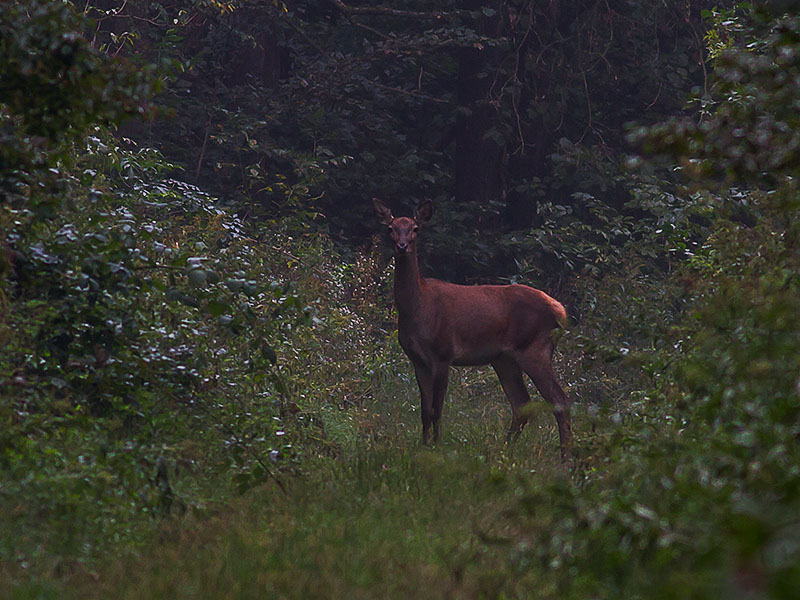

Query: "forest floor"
(7, 369), (571, 599)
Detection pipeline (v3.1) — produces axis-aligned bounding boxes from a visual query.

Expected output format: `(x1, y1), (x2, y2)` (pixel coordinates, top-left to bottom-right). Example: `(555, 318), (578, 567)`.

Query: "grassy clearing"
(4, 364), (575, 600)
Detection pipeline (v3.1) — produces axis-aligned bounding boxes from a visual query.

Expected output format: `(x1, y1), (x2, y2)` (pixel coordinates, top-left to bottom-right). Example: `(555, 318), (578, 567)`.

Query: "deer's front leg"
(431, 362), (450, 443)
(413, 362), (435, 444)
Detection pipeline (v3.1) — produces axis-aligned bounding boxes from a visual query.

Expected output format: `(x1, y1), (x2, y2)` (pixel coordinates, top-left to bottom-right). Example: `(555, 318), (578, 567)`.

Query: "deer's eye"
(413, 226), (419, 232)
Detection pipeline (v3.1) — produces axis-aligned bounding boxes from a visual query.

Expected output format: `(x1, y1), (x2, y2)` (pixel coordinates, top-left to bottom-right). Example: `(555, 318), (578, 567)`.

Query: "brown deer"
(373, 198), (572, 461)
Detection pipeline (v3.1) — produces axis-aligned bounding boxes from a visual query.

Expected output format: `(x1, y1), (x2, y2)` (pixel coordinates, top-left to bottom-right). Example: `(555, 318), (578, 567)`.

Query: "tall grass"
(32, 384), (571, 600)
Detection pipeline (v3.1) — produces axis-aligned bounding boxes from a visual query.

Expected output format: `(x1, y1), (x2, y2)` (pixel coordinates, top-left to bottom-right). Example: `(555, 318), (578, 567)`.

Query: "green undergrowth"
(4, 393), (572, 600)
(0, 130), (395, 579)
(6, 191), (798, 598)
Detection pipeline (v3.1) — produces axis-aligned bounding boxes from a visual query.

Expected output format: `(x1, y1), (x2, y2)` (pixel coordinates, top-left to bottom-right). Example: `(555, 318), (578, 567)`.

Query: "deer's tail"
(545, 295), (568, 329)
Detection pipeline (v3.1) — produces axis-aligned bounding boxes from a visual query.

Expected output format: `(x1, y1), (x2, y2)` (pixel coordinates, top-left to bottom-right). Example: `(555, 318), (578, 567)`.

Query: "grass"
(3, 365), (574, 600)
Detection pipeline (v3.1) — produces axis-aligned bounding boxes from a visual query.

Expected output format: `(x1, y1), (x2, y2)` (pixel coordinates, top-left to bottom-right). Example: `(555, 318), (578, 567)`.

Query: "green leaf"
(180, 294), (200, 308)
(261, 344), (277, 364)
(206, 299), (228, 317)
(187, 268), (207, 286)
(226, 278), (244, 292)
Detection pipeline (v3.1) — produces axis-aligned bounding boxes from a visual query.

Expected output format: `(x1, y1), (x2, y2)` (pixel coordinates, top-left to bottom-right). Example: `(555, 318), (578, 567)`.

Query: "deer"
(373, 198), (572, 461)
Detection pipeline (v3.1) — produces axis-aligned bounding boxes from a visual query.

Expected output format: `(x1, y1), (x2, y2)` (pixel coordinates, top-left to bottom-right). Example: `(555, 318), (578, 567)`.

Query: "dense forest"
(2, 0), (799, 597)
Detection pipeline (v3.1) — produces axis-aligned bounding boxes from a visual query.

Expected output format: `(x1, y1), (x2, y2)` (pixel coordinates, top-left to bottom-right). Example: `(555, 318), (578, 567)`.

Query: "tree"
(80, 0), (720, 275)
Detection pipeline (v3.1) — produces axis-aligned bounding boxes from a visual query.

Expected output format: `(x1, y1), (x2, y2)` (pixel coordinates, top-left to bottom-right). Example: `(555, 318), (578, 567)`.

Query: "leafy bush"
(1, 1), (332, 563)
(485, 7), (800, 598)
(1, 128), (318, 555)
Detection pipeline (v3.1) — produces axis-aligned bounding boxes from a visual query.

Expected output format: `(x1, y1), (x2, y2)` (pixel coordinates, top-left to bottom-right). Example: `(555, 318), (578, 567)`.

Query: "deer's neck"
(393, 249), (425, 318)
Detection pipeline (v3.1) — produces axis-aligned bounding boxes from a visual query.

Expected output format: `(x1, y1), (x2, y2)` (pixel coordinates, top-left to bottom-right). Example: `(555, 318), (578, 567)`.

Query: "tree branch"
(367, 79), (448, 104)
(327, 0), (447, 20)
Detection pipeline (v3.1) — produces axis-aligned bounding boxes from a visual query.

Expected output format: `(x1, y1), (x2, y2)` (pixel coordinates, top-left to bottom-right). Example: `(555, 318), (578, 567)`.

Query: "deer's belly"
(400, 331), (502, 367)
(451, 345), (502, 367)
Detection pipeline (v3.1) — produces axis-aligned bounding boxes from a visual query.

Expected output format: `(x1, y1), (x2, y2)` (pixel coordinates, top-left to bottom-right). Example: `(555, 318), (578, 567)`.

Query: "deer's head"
(373, 198), (433, 256)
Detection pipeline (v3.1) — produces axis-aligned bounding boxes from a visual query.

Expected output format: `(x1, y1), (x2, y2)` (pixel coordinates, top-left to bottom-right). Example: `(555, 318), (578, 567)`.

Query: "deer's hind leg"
(514, 334), (572, 461)
(492, 355), (532, 441)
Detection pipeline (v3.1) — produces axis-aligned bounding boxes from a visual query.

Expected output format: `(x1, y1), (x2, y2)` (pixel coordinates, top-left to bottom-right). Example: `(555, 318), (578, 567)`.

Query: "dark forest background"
(2, 1), (800, 597)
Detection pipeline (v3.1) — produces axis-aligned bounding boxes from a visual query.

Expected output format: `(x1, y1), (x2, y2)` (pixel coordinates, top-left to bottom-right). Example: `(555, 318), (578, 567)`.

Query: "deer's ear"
(414, 200), (433, 225)
(372, 198), (394, 225)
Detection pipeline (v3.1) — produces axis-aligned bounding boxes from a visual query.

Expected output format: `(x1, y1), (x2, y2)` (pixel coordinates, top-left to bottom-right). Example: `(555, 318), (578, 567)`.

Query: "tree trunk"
(454, 0), (503, 206)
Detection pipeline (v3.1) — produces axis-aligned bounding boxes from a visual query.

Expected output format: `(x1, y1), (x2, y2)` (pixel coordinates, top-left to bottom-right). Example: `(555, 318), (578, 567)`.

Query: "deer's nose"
(396, 242), (408, 253)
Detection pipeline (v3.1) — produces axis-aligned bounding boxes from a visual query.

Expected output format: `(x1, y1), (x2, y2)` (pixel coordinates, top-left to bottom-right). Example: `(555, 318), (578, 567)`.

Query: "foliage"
(639, 7), (800, 184)
(1, 3), (403, 573)
(3, 1), (800, 598)
(0, 0), (158, 210)
(1, 128), (315, 554)
(1, 0), (318, 566)
(491, 6), (800, 598)
(80, 0), (721, 281)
